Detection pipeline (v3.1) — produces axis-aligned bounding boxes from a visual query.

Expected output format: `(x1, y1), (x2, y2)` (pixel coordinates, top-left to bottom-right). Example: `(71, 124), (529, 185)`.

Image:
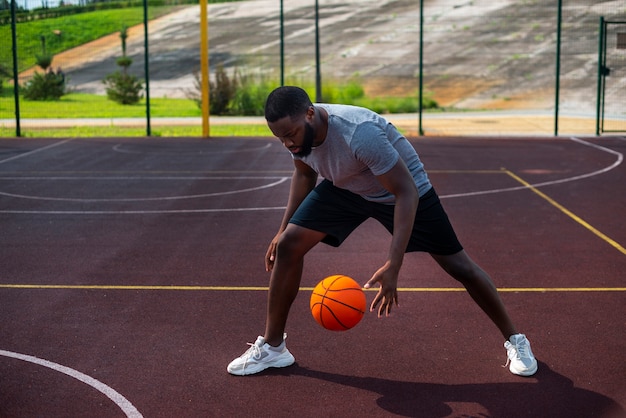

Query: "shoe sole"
(227, 351), (295, 376)
(509, 361), (538, 376)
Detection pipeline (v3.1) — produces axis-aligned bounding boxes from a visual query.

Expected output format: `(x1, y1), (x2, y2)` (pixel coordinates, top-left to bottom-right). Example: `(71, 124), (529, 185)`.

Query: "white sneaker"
(504, 334), (538, 376)
(227, 334), (295, 376)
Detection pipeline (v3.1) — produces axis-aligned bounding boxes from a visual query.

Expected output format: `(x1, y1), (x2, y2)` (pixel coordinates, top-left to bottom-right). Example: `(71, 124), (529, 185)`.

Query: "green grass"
(9, 92), (200, 118)
(0, 122), (412, 138)
(0, 6), (174, 73)
(4, 88), (438, 119)
(0, 88), (418, 138)
(0, 124), (273, 138)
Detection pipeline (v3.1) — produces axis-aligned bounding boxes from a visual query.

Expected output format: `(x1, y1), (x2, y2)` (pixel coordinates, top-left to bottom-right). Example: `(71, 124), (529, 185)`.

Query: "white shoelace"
(503, 339), (531, 368)
(243, 341), (262, 360)
(503, 341), (517, 368)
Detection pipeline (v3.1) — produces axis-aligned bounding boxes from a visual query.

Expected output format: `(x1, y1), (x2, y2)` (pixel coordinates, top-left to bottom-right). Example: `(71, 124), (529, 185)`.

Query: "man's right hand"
(265, 233), (281, 272)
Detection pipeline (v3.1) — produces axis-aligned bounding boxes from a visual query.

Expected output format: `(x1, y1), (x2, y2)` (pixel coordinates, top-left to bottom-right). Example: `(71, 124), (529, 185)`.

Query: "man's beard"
(294, 123), (315, 157)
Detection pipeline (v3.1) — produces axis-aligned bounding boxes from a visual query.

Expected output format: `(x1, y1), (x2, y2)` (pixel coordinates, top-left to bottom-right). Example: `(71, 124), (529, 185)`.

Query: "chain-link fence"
(1, 0), (625, 137)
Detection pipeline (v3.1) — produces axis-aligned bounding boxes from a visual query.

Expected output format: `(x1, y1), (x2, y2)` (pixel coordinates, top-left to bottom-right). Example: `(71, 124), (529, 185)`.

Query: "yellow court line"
(0, 284), (624, 292)
(2, 169), (502, 175)
(504, 170), (626, 255)
(429, 170), (504, 174)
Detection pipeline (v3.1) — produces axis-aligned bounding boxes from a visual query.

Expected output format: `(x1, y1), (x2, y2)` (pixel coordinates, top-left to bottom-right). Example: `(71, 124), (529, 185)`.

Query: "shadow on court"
(261, 362), (624, 418)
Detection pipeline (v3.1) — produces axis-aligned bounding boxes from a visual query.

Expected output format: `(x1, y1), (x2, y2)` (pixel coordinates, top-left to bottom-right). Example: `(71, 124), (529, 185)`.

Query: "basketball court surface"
(1, 134), (624, 417)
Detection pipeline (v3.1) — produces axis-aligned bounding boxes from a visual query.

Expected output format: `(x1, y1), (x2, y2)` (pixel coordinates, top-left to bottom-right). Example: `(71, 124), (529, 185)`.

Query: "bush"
(229, 84), (273, 116)
(186, 69), (437, 116)
(21, 34), (67, 101)
(185, 71), (203, 109)
(321, 79), (364, 104)
(22, 69), (65, 101)
(187, 64), (272, 116)
(34, 35), (53, 71)
(116, 56), (133, 68)
(0, 63), (9, 95)
(210, 63), (236, 115)
(103, 71), (143, 105)
(229, 70), (275, 116)
(103, 25), (143, 105)
(35, 54), (53, 71)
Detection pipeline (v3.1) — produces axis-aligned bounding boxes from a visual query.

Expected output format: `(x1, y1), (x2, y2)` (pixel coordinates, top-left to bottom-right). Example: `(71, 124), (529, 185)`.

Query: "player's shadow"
(272, 361), (623, 417)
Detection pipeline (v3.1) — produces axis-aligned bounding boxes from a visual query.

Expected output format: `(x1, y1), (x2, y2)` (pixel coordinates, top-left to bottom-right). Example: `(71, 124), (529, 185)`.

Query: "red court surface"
(0, 135), (624, 417)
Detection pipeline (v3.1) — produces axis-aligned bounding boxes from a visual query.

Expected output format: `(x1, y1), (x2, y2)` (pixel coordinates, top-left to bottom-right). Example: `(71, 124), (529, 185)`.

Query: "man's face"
(268, 112), (316, 158)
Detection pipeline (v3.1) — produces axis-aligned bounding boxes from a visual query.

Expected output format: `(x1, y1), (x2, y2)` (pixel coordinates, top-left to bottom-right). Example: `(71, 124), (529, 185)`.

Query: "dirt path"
(19, 8), (187, 80)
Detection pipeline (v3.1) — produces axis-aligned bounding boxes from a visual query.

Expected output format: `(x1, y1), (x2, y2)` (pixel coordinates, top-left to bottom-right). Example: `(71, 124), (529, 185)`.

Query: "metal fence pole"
(554, 0), (562, 136)
(200, 0), (210, 137)
(314, 0), (321, 102)
(143, 0), (151, 136)
(595, 16), (605, 136)
(10, 0), (21, 137)
(418, 0), (424, 136)
(280, 0), (285, 86)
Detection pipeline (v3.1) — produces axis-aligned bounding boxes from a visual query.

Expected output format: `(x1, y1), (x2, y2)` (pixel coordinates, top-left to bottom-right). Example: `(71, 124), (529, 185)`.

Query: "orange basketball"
(310, 275), (366, 331)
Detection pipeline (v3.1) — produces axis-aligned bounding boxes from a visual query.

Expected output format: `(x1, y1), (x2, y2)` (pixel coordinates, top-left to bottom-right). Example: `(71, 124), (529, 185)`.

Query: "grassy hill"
(0, 7), (176, 74)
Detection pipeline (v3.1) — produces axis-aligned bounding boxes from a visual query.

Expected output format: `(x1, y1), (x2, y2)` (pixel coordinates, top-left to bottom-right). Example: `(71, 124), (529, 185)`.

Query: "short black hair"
(264, 86), (313, 123)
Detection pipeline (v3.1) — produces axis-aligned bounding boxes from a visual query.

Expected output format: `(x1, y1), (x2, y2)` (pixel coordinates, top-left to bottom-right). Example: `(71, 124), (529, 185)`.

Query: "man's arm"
(265, 159), (318, 271)
(364, 158), (419, 316)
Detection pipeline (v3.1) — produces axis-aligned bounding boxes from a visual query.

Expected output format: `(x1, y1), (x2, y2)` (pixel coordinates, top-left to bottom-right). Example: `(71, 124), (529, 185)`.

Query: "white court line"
(441, 137), (623, 199)
(2, 206), (289, 215)
(0, 137), (622, 214)
(0, 139), (72, 165)
(0, 176), (287, 180)
(0, 177), (289, 202)
(112, 142), (272, 155)
(0, 349), (143, 418)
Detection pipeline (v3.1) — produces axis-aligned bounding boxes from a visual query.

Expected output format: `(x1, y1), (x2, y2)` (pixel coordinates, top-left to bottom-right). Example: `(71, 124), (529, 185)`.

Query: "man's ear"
(305, 105), (316, 122)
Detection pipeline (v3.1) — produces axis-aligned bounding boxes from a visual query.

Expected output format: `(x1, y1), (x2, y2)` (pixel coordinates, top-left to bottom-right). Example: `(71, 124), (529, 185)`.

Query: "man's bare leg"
(264, 225), (326, 346)
(431, 250), (517, 339)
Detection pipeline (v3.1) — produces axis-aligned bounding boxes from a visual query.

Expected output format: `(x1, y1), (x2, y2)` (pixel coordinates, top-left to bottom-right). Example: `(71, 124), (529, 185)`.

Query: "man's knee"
(276, 225), (322, 261)
(433, 251), (482, 283)
(276, 230), (301, 259)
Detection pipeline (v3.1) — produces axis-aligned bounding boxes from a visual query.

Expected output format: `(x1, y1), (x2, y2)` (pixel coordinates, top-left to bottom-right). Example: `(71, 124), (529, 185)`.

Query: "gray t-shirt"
(294, 104), (432, 204)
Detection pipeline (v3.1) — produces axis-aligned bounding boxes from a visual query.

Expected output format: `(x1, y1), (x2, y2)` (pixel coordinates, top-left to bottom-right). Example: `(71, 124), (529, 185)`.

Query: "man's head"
(264, 86), (312, 123)
(265, 86), (318, 157)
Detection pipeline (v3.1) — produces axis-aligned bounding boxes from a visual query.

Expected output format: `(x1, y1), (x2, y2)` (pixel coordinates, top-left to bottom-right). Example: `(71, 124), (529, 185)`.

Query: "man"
(227, 86), (537, 377)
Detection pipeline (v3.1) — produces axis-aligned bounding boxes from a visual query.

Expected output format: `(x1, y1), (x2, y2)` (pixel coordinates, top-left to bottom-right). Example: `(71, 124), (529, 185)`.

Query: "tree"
(21, 35), (66, 101)
(103, 25), (143, 105)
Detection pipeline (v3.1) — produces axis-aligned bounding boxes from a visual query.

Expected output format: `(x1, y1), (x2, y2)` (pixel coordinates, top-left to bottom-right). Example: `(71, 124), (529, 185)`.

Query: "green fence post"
(595, 17), (605, 136)
(10, 0), (21, 137)
(200, 0), (210, 137)
(143, 0), (151, 136)
(314, 0), (321, 102)
(554, 0), (562, 136)
(280, 0), (284, 86)
(418, 0), (424, 136)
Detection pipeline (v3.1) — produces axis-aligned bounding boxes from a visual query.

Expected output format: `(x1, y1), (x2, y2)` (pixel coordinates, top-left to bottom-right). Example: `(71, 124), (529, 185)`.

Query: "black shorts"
(289, 179), (463, 255)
